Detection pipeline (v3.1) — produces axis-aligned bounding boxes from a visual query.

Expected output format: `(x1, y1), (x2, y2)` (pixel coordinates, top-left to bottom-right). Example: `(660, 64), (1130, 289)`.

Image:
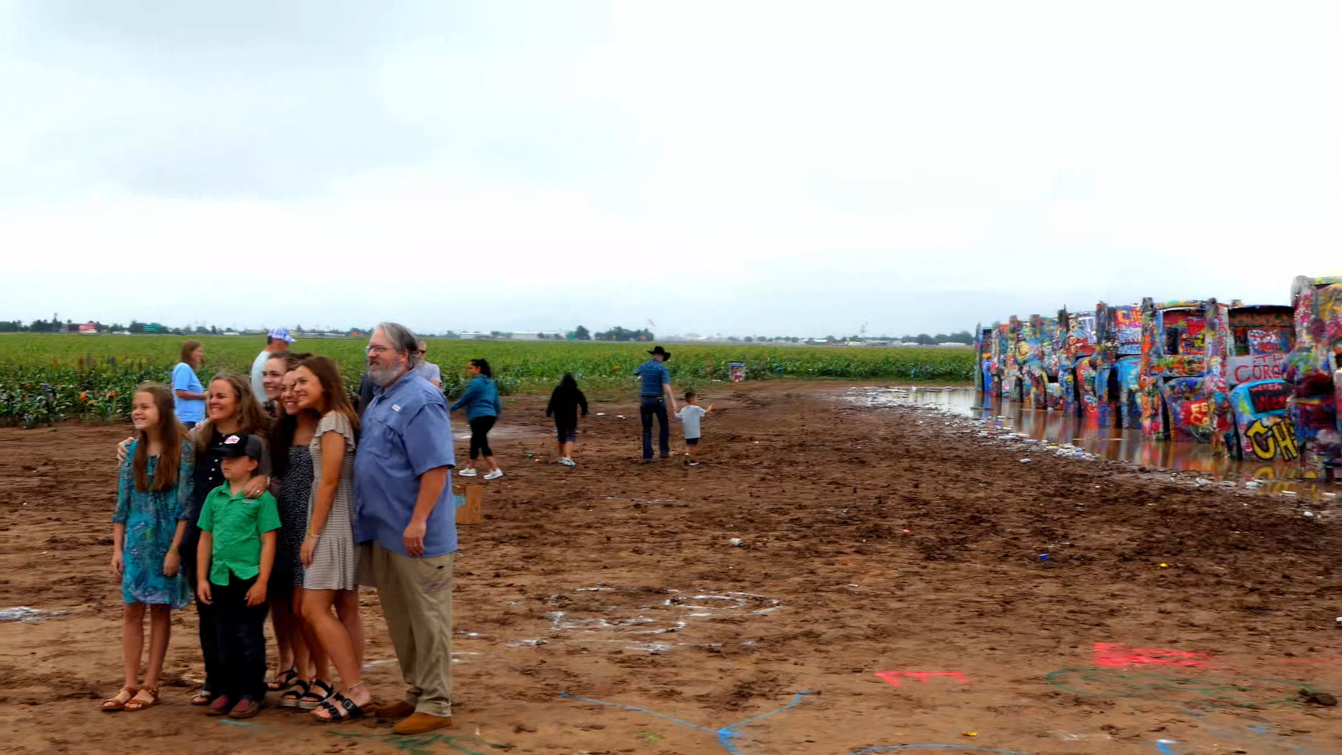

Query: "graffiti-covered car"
(1229, 380), (1298, 461)
(988, 322), (1011, 399)
(1137, 298), (1233, 442)
(1020, 315), (1061, 409)
(1086, 302), (1142, 427)
(1057, 307), (1097, 418)
(1284, 275), (1342, 470)
(1000, 316), (1025, 402)
(1221, 305), (1297, 460)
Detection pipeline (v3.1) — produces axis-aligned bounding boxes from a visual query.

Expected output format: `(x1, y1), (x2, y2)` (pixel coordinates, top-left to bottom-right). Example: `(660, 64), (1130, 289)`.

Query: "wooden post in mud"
(456, 485), (483, 525)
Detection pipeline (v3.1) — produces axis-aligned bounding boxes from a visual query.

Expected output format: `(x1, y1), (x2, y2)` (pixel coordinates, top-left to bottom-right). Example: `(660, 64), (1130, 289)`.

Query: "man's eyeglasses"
(417, 350), (426, 355)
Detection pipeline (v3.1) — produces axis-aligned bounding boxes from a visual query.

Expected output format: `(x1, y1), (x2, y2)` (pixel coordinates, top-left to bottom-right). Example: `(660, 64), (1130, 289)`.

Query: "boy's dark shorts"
(556, 423), (577, 443)
(685, 437), (700, 447)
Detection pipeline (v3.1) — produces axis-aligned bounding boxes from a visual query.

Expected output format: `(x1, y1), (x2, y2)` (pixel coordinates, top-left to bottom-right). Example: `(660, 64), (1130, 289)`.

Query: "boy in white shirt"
(674, 392), (714, 466)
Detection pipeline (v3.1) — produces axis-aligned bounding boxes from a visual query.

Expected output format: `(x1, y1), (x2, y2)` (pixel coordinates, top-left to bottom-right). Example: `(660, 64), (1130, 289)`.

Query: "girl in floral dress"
(102, 383), (194, 713)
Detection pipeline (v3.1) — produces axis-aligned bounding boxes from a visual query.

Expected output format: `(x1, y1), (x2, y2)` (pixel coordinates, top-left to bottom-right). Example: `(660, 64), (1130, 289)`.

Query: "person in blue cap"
(251, 328), (296, 401)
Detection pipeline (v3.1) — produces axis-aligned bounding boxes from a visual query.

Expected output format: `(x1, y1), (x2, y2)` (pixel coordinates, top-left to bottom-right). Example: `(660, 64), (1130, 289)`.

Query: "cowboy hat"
(647, 346), (671, 361)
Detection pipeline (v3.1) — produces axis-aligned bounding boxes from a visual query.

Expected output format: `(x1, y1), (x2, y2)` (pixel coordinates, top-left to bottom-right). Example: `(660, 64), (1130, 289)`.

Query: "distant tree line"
(592, 326), (654, 342)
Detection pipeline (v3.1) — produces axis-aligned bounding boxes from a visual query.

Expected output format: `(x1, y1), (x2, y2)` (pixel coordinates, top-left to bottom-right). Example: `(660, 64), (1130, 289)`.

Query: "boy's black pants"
(214, 573), (270, 701)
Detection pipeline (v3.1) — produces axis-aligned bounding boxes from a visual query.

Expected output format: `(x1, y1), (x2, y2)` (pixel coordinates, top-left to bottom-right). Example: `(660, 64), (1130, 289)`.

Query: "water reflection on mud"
(857, 386), (1339, 501)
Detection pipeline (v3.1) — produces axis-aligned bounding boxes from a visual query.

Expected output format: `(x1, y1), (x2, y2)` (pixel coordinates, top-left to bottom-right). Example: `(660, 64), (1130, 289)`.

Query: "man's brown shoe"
(393, 712), (453, 735)
(378, 701), (415, 720)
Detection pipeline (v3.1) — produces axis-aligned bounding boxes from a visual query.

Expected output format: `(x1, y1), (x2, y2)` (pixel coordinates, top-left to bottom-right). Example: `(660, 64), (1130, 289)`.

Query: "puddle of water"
(0, 606), (69, 622)
(853, 387), (1340, 501)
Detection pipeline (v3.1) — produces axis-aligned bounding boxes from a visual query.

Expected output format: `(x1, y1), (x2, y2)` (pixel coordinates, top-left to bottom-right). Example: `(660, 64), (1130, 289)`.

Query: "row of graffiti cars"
(974, 275), (1342, 470)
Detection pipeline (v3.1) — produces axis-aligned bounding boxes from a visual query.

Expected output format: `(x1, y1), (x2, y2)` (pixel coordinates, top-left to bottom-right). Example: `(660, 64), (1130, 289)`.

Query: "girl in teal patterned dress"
(102, 383), (194, 713)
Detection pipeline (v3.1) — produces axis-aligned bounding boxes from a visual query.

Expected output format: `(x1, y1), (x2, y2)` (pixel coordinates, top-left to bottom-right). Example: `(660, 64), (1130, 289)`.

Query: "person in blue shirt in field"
(450, 359), (503, 480)
(171, 341), (206, 429)
(634, 346), (679, 462)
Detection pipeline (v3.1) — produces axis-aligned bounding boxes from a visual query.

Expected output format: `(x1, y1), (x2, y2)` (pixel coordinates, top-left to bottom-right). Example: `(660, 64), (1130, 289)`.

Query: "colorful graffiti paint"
(1087, 303), (1142, 428)
(973, 275), (1334, 471)
(1000, 317), (1024, 402)
(1228, 307), (1294, 384)
(1059, 308), (1097, 417)
(1086, 306), (1116, 423)
(989, 322), (1011, 399)
(1020, 315), (1060, 410)
(1137, 299), (1237, 443)
(1229, 380), (1298, 461)
(1285, 276), (1342, 470)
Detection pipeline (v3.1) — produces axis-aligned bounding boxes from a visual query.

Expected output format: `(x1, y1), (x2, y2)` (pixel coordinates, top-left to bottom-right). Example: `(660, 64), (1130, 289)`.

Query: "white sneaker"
(483, 469), (504, 480)
(559, 458), (576, 467)
(458, 468), (477, 477)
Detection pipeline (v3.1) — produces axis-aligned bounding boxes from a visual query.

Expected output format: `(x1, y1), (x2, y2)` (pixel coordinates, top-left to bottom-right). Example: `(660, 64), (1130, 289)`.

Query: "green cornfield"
(0, 334), (973, 427)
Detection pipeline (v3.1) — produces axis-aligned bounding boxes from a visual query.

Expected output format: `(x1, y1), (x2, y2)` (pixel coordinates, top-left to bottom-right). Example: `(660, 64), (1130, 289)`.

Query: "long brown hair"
(194, 373), (272, 456)
(131, 382), (185, 492)
(297, 356), (360, 433)
(179, 340), (201, 363)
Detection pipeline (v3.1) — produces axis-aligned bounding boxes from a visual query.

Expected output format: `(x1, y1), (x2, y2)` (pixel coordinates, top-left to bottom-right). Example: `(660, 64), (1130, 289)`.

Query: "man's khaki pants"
(370, 542), (454, 717)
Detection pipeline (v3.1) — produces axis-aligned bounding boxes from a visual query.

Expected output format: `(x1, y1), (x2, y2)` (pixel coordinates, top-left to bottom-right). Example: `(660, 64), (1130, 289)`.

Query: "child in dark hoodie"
(545, 374), (588, 467)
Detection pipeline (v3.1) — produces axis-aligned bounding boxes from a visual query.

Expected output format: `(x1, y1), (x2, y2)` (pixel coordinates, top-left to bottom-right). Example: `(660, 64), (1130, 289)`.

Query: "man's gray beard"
(368, 363), (404, 387)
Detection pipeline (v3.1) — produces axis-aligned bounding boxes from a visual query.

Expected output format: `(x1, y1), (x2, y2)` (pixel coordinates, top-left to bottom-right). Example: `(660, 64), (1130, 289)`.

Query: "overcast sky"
(2, 1), (1339, 337)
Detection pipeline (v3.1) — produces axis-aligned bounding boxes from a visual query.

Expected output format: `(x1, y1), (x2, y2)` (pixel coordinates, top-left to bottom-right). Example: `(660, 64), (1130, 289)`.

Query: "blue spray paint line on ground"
(561, 690), (812, 755)
(218, 719), (259, 728)
(1154, 739), (1177, 755)
(715, 691), (812, 754)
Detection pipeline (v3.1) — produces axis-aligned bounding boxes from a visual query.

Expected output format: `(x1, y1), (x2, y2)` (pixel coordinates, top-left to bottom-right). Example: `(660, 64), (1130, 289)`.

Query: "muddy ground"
(2, 381), (1342, 755)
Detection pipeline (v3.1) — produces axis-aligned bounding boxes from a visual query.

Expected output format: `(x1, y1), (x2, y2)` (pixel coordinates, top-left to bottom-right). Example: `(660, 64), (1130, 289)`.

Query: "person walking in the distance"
(675, 392), (714, 466)
(634, 346), (678, 462)
(353, 323), (458, 736)
(450, 359), (503, 480)
(545, 373), (588, 466)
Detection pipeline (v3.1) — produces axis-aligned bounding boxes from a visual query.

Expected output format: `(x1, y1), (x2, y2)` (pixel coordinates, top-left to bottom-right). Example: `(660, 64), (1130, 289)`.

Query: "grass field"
(0, 333), (973, 426)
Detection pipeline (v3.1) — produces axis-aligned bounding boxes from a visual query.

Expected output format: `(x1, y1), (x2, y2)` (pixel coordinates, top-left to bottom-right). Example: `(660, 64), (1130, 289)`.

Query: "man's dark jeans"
(213, 574), (271, 701)
(640, 396), (670, 460)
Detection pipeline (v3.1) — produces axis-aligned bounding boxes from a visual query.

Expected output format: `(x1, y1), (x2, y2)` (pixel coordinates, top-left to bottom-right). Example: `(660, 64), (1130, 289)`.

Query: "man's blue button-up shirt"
(354, 371), (457, 557)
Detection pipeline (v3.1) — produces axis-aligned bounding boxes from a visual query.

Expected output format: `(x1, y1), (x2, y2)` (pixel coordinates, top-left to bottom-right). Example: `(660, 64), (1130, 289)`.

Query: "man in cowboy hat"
(633, 346), (679, 462)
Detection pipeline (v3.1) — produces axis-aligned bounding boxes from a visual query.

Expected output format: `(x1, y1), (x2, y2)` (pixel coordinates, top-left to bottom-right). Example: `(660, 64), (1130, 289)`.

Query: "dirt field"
(3, 381), (1341, 754)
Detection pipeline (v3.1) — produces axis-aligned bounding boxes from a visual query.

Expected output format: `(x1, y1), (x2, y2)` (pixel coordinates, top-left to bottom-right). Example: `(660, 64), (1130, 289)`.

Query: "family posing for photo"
(102, 323), (460, 736)
(103, 330), (714, 735)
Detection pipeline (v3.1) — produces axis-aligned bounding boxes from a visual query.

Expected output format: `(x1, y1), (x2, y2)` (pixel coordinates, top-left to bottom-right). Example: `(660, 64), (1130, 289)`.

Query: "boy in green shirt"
(195, 433), (281, 719)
